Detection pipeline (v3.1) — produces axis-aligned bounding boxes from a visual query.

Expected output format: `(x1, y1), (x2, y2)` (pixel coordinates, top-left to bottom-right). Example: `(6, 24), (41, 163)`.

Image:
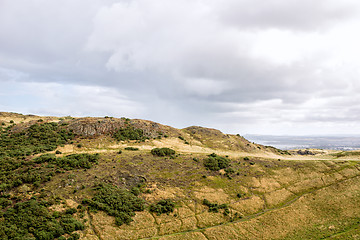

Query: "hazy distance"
(245, 135), (360, 150)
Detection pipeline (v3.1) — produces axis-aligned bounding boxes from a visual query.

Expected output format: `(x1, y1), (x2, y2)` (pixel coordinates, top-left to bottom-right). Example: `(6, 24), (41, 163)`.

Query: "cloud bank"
(1, 0), (360, 135)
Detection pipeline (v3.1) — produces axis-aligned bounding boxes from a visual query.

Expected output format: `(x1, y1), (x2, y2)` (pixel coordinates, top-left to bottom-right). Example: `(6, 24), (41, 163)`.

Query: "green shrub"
(0, 199), (83, 240)
(34, 153), (99, 170)
(131, 187), (141, 196)
(65, 208), (77, 215)
(82, 183), (145, 226)
(0, 152), (99, 191)
(149, 199), (175, 215)
(0, 122), (74, 158)
(225, 168), (235, 174)
(113, 126), (145, 141)
(151, 148), (176, 157)
(203, 153), (230, 171)
(60, 215), (85, 233)
(0, 197), (12, 208)
(124, 147), (139, 151)
(202, 199), (229, 215)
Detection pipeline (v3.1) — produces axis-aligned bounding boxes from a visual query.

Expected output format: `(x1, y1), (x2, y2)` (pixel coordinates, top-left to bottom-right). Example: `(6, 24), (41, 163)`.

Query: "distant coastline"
(245, 135), (360, 150)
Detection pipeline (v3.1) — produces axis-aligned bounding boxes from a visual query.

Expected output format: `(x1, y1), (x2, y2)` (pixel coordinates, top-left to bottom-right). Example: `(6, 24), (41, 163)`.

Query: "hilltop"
(1, 112), (360, 240)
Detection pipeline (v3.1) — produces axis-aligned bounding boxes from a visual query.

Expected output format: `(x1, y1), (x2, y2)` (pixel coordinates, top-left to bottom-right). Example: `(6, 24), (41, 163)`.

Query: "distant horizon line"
(244, 134), (360, 137)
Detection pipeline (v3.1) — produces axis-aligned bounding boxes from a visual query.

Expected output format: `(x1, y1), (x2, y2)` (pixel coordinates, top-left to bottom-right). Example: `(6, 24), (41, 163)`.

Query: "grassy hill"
(1, 112), (360, 240)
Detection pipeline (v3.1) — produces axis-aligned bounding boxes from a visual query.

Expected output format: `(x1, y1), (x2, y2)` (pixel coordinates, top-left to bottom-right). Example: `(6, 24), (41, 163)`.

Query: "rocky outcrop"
(296, 149), (315, 155)
(185, 126), (227, 139)
(65, 118), (124, 136)
(64, 117), (180, 138)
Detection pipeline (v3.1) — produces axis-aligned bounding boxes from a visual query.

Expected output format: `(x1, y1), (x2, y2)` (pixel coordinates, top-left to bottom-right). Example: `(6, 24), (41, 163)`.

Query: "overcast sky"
(1, 0), (360, 135)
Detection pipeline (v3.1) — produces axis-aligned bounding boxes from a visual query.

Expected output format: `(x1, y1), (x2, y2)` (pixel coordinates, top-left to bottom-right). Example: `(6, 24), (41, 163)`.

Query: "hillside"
(1, 112), (360, 240)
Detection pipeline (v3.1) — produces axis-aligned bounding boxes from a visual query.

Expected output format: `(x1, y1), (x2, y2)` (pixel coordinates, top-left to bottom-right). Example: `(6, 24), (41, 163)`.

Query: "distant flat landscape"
(245, 135), (360, 150)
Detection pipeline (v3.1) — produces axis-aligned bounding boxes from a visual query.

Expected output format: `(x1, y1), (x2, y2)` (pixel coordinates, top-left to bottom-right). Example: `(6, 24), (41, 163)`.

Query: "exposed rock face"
(185, 126), (226, 139)
(296, 150), (315, 155)
(65, 117), (178, 138)
(66, 118), (124, 136)
(0, 112), (285, 154)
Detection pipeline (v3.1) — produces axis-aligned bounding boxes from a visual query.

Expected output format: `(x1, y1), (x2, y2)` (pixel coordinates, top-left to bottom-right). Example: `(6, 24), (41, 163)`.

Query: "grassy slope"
(1, 113), (360, 240)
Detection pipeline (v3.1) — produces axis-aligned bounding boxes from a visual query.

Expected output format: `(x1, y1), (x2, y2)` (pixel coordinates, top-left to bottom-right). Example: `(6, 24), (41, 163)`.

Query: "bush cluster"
(124, 147), (139, 151)
(0, 153), (99, 193)
(178, 136), (189, 144)
(34, 153), (99, 170)
(150, 148), (176, 157)
(0, 122), (74, 158)
(203, 153), (230, 171)
(82, 183), (145, 226)
(113, 126), (145, 141)
(202, 199), (230, 216)
(0, 199), (84, 240)
(0, 123), (81, 193)
(149, 199), (175, 215)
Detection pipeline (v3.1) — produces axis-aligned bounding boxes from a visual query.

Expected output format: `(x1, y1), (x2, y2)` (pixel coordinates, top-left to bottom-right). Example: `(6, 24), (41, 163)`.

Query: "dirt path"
(55, 139), (339, 161)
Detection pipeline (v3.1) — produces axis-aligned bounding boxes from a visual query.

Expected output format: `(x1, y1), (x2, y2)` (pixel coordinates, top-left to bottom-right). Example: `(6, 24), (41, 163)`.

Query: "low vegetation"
(34, 153), (99, 170)
(82, 183), (145, 226)
(0, 199), (84, 240)
(0, 153), (99, 192)
(149, 199), (175, 215)
(0, 123), (86, 193)
(203, 153), (230, 171)
(124, 147), (139, 151)
(151, 148), (176, 157)
(1, 113), (360, 240)
(113, 126), (146, 142)
(202, 199), (230, 216)
(0, 122), (74, 157)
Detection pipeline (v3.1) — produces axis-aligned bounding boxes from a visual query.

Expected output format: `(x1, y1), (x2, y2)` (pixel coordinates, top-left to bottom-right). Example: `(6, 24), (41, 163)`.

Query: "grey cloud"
(217, 0), (359, 31)
(1, 0), (360, 135)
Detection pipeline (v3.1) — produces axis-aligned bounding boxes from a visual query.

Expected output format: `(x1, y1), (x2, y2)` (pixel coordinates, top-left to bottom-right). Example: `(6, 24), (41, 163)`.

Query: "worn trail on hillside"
(137, 168), (360, 240)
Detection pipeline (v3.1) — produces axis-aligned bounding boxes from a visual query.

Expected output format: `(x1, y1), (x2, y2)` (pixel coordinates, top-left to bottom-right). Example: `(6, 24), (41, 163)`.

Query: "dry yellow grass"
(203, 224), (246, 240)
(3, 113), (360, 240)
(230, 195), (265, 215)
(196, 211), (227, 228)
(180, 216), (198, 231)
(157, 231), (208, 240)
(264, 188), (294, 208)
(158, 219), (183, 236)
(193, 186), (231, 203)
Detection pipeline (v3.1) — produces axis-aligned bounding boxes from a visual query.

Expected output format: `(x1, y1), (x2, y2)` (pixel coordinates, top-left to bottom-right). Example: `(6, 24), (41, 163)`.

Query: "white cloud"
(0, 81), (143, 118)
